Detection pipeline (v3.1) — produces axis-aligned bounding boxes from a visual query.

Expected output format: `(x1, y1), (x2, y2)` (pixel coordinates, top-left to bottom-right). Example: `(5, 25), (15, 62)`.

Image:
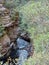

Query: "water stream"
(16, 38), (29, 65)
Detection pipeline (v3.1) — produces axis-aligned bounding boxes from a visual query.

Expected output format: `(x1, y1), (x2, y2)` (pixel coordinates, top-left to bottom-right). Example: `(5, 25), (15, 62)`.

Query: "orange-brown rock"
(4, 12), (19, 42)
(5, 23), (19, 42)
(0, 33), (10, 55)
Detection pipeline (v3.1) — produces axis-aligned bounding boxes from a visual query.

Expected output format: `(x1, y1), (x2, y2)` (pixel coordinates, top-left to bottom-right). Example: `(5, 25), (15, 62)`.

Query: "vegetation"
(0, 0), (49, 65)
(19, 1), (49, 65)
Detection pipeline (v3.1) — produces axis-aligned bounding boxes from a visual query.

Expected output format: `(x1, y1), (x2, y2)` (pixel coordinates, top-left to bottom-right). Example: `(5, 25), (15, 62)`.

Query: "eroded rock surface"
(0, 2), (20, 56)
(5, 24), (20, 42)
(0, 33), (10, 55)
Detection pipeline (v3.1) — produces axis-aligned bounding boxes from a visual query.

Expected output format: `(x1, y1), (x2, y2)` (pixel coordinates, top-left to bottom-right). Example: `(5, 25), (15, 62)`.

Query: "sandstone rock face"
(0, 1), (19, 54)
(0, 34), (10, 55)
(0, 16), (11, 26)
(6, 25), (19, 42)
(0, 34), (10, 45)
(0, 3), (11, 28)
(0, 2), (19, 42)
